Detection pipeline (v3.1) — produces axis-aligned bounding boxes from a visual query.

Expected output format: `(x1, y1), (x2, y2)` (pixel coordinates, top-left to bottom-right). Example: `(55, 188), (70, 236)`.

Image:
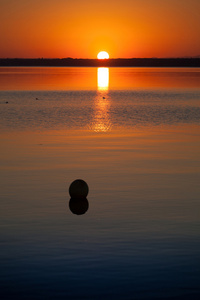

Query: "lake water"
(0, 67), (200, 299)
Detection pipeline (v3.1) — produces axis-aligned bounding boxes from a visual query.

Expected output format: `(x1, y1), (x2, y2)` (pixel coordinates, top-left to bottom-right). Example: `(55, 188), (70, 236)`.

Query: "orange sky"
(0, 0), (200, 58)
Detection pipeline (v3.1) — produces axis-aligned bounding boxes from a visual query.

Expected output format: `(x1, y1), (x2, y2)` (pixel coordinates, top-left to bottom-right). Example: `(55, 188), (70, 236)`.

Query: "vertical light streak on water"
(97, 67), (109, 91)
(90, 68), (111, 132)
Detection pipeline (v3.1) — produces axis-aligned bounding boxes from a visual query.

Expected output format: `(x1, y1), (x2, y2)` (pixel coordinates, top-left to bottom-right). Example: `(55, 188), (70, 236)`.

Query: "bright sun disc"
(97, 51), (109, 59)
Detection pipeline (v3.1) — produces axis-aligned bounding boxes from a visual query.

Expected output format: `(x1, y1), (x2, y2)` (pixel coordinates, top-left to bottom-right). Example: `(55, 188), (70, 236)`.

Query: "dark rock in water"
(36, 98), (39, 100)
(69, 179), (89, 198)
(5, 101), (8, 104)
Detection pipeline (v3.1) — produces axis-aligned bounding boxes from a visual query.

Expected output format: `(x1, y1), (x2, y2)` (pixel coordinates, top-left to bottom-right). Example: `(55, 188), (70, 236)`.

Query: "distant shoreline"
(0, 58), (200, 67)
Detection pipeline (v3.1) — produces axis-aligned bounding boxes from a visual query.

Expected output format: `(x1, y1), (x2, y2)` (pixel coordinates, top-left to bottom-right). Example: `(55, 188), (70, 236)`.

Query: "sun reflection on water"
(90, 68), (111, 132)
(97, 67), (109, 91)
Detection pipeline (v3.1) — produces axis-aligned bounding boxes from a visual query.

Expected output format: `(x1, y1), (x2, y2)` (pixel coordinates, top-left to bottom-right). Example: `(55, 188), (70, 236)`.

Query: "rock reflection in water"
(69, 198), (89, 215)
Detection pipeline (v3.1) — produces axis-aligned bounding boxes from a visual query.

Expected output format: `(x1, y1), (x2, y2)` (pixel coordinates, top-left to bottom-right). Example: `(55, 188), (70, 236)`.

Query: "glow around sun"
(97, 51), (109, 59)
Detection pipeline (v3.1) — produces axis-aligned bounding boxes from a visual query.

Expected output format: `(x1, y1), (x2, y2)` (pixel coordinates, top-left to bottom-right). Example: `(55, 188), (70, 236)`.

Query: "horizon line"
(1, 56), (200, 60)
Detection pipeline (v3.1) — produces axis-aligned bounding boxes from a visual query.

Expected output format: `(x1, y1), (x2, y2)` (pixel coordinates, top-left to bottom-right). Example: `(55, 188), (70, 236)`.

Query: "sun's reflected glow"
(92, 94), (111, 132)
(97, 67), (109, 91)
(90, 67), (111, 132)
(97, 51), (109, 59)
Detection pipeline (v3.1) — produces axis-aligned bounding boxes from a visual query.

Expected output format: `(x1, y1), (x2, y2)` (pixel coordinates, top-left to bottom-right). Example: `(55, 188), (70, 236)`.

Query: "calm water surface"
(0, 67), (200, 299)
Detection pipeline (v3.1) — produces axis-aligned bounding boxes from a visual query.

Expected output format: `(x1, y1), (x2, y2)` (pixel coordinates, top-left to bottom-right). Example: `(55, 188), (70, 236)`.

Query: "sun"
(97, 51), (109, 59)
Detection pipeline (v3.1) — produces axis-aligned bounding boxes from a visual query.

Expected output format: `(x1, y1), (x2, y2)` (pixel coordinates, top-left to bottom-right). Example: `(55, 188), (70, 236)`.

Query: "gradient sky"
(0, 0), (200, 58)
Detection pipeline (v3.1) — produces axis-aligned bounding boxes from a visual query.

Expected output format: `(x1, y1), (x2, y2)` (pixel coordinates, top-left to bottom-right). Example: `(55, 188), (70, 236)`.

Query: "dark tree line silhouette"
(0, 58), (200, 67)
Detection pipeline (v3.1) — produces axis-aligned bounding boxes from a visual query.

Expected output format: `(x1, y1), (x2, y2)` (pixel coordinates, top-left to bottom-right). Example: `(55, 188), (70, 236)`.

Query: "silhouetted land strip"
(0, 58), (200, 67)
